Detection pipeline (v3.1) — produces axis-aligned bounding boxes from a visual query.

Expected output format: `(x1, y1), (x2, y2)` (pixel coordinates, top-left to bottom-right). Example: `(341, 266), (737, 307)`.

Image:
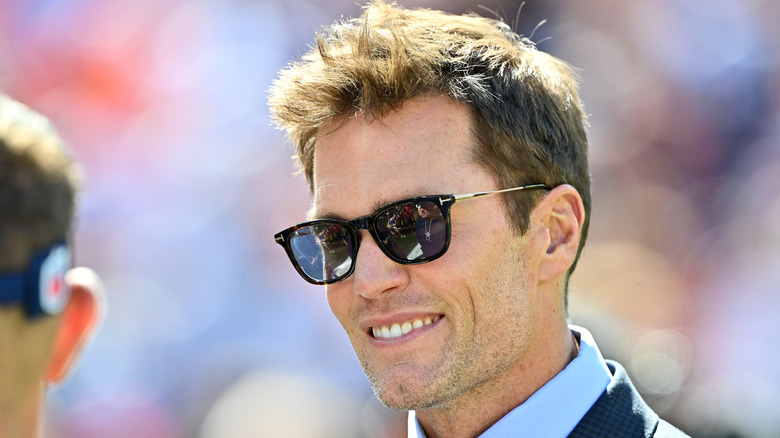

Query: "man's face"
(312, 96), (543, 410)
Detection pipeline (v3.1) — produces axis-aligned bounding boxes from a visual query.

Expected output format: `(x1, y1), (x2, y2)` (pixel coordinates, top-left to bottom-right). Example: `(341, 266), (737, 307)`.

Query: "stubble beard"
(359, 339), (487, 411)
(357, 238), (533, 411)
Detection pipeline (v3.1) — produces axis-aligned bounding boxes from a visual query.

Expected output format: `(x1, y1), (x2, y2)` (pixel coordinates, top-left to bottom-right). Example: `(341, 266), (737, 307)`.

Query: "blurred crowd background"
(1, 0), (778, 437)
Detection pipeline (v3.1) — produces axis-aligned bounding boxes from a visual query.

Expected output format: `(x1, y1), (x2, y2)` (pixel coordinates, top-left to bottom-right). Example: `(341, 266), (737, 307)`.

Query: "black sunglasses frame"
(274, 183), (552, 285)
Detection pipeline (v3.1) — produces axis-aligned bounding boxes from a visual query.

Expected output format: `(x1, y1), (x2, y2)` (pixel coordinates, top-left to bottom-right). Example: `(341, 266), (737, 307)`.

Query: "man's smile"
(370, 315), (442, 339)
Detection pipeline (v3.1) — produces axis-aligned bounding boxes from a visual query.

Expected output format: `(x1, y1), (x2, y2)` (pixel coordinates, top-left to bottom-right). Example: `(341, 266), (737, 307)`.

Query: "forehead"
(311, 96), (491, 218)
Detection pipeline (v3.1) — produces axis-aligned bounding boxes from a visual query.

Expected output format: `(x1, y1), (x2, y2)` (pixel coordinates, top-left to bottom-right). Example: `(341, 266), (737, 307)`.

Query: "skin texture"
(312, 96), (584, 438)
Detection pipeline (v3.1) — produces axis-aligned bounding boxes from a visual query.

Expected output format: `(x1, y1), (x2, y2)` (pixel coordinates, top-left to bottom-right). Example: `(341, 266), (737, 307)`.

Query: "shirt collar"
(408, 325), (612, 438)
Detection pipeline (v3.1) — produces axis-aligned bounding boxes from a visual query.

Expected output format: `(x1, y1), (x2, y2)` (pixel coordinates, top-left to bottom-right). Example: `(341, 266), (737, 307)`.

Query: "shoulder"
(568, 361), (689, 438)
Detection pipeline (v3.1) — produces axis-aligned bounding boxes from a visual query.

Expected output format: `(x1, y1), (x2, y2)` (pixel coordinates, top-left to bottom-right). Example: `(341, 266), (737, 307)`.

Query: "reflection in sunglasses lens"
(376, 201), (446, 262)
(289, 199), (448, 283)
(292, 223), (354, 282)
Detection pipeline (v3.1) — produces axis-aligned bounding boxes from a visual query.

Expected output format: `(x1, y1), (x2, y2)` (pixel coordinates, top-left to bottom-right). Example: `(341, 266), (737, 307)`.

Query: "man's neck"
(415, 325), (579, 438)
(1, 385), (44, 438)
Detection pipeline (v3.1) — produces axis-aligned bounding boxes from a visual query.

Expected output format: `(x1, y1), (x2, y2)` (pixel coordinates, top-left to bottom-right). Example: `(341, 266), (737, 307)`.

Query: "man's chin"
(368, 375), (445, 411)
(373, 387), (434, 411)
(358, 351), (456, 410)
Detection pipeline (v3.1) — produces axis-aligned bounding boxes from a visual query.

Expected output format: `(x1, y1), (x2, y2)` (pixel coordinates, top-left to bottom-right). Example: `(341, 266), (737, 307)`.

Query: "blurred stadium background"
(1, 0), (778, 436)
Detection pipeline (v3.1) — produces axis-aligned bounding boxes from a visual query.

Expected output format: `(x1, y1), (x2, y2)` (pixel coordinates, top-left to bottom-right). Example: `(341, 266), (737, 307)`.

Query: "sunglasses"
(274, 183), (552, 285)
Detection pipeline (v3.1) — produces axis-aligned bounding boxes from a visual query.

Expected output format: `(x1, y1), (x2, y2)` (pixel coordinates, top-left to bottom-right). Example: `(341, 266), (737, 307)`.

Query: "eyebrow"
(309, 187), (440, 221)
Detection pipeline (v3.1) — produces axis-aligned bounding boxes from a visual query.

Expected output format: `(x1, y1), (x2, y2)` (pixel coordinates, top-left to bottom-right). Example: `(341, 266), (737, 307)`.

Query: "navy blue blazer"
(568, 361), (689, 437)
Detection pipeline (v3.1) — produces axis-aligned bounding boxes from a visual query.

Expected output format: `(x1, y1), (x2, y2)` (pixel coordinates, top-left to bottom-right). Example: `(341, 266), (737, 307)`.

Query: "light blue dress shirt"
(408, 325), (613, 438)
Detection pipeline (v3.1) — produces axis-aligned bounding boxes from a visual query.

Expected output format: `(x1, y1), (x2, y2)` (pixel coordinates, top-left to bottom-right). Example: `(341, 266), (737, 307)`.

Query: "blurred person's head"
(270, 1), (589, 434)
(0, 95), (103, 438)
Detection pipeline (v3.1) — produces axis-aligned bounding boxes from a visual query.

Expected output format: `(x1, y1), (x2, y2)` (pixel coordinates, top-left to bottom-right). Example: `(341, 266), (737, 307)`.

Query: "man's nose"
(352, 231), (409, 300)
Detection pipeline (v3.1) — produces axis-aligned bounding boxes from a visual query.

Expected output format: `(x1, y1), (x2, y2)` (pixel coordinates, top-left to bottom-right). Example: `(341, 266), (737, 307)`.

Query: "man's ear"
(536, 184), (585, 282)
(45, 267), (104, 383)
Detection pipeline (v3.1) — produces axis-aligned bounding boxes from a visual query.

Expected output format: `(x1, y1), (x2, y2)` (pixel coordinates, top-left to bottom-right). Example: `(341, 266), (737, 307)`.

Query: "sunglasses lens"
(289, 222), (354, 283)
(375, 200), (447, 261)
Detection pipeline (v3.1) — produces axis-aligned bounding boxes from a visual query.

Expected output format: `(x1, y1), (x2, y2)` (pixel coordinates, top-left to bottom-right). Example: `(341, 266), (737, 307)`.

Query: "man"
(0, 95), (103, 438)
(269, 2), (687, 437)
(414, 204), (446, 259)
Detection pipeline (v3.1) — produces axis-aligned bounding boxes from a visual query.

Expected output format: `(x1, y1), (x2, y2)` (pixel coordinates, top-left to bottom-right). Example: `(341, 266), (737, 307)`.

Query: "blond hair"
(269, 1), (591, 277)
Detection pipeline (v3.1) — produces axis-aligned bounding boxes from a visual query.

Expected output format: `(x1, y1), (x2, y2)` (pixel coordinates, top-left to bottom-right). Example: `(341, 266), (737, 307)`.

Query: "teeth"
(372, 316), (440, 339)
